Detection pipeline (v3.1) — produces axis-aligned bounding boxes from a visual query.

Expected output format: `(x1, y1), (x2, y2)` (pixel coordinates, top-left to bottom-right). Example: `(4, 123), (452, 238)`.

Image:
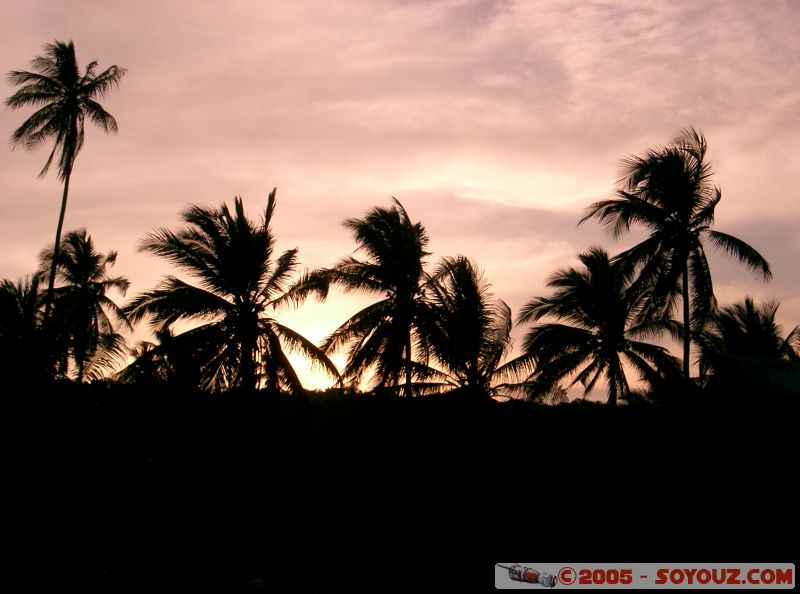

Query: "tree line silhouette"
(5, 38), (798, 594)
(2, 41), (798, 404)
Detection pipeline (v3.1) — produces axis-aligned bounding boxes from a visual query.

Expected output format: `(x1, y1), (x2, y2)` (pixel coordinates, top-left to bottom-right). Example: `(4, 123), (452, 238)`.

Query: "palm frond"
(279, 268), (333, 307)
(271, 322), (341, 382)
(705, 230), (772, 280)
(580, 192), (669, 238)
(82, 332), (128, 382)
(322, 300), (389, 354)
(493, 353), (537, 384)
(263, 247), (299, 303)
(124, 276), (229, 327)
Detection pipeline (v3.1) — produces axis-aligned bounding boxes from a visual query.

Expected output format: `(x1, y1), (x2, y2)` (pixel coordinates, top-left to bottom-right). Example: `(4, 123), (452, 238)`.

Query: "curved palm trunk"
(682, 260), (691, 380)
(44, 166), (72, 324)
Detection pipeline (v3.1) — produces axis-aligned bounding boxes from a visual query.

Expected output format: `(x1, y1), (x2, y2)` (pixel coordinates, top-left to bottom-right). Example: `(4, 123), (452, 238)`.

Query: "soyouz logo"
(496, 564), (557, 587)
(494, 563), (795, 589)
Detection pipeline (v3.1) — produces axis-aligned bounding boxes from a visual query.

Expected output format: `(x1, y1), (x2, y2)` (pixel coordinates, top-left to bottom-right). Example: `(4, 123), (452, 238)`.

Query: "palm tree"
(117, 327), (208, 388)
(697, 297), (799, 379)
(0, 273), (48, 380)
(517, 247), (679, 406)
(6, 40), (126, 322)
(418, 256), (514, 396)
(117, 328), (176, 386)
(41, 229), (130, 382)
(581, 128), (771, 380)
(292, 199), (429, 397)
(124, 190), (339, 393)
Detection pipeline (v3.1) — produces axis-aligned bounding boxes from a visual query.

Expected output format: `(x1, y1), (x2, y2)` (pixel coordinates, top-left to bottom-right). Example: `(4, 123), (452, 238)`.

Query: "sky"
(1, 0), (798, 390)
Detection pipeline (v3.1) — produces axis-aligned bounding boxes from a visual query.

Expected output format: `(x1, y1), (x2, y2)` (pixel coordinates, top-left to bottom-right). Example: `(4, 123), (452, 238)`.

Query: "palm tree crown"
(6, 40), (126, 322)
(41, 229), (131, 382)
(517, 247), (679, 406)
(581, 127), (771, 379)
(124, 190), (338, 393)
(294, 199), (429, 396)
(6, 40), (125, 178)
(117, 328), (196, 387)
(0, 273), (47, 380)
(419, 256), (514, 396)
(698, 297), (799, 379)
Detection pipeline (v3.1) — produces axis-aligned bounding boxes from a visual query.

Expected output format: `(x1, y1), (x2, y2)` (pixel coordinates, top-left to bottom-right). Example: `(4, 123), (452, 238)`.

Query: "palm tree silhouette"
(293, 199), (429, 397)
(0, 273), (48, 380)
(117, 327), (208, 388)
(418, 256), (515, 396)
(125, 190), (338, 393)
(517, 247), (679, 406)
(5, 40), (126, 322)
(581, 127), (771, 380)
(697, 297), (799, 380)
(40, 229), (130, 382)
(117, 328), (176, 386)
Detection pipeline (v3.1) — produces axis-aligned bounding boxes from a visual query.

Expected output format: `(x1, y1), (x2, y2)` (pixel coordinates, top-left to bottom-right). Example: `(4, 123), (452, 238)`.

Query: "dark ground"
(7, 381), (797, 592)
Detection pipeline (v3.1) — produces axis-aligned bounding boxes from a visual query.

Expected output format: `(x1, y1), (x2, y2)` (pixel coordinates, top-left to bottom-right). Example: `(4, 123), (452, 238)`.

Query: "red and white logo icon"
(558, 566), (577, 585)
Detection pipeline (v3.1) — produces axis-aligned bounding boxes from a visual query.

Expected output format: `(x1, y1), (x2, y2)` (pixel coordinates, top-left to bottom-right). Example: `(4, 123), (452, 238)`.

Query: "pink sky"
(2, 0), (799, 389)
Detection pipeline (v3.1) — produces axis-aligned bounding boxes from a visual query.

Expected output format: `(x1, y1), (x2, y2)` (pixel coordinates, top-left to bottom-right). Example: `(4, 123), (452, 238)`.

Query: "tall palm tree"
(292, 199), (429, 397)
(6, 40), (126, 322)
(697, 297), (799, 379)
(124, 190), (339, 393)
(41, 229), (130, 382)
(517, 247), (679, 406)
(581, 127), (771, 380)
(418, 256), (514, 396)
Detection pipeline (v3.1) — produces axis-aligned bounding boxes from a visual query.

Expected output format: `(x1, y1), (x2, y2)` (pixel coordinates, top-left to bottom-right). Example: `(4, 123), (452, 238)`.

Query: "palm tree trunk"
(404, 328), (413, 398)
(682, 259), (691, 380)
(607, 359), (618, 407)
(240, 332), (257, 392)
(44, 167), (72, 324)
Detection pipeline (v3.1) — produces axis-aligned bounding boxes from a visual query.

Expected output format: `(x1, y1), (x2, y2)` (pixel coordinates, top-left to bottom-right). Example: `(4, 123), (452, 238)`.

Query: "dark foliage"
(417, 256), (515, 396)
(6, 40), (126, 319)
(124, 191), (338, 393)
(41, 229), (130, 382)
(516, 247), (680, 405)
(0, 273), (50, 380)
(291, 199), (430, 397)
(581, 128), (771, 379)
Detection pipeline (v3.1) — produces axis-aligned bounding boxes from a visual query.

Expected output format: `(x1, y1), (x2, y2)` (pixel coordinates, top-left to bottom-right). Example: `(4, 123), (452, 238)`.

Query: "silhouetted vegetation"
(697, 297), (799, 390)
(699, 297), (799, 366)
(515, 246), (680, 406)
(292, 199), (431, 397)
(582, 128), (771, 380)
(3, 42), (797, 589)
(417, 256), (517, 396)
(124, 190), (339, 393)
(42, 229), (131, 382)
(0, 273), (47, 381)
(6, 40), (126, 322)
